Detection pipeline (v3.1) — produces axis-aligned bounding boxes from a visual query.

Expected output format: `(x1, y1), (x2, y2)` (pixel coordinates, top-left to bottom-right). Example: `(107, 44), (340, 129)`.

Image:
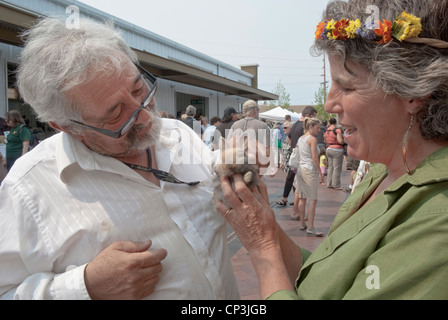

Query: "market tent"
(259, 107), (301, 122)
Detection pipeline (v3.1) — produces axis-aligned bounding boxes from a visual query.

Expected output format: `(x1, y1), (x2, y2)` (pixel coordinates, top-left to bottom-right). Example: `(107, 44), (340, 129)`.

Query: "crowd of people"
(275, 106), (369, 236)
(1, 0), (448, 300)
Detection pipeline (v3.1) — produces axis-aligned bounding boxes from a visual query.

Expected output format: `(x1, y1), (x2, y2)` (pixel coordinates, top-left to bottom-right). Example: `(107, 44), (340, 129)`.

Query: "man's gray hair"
(17, 17), (138, 128)
(186, 105), (196, 116)
(312, 0), (448, 141)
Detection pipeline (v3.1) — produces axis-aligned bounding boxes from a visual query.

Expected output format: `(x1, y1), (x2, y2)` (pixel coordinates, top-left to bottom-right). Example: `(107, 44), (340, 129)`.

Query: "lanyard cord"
(123, 149), (200, 186)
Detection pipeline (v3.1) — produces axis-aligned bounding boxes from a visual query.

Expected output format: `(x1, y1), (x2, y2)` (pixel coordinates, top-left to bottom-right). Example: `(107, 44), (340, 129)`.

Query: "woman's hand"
(214, 174), (278, 256)
(214, 175), (294, 298)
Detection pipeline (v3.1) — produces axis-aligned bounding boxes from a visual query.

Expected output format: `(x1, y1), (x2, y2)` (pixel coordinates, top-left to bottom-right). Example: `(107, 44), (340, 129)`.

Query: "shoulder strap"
(333, 127), (340, 135)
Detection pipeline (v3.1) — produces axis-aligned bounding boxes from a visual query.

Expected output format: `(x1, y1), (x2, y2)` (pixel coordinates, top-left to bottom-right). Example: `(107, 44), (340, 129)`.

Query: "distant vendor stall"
(259, 107), (301, 122)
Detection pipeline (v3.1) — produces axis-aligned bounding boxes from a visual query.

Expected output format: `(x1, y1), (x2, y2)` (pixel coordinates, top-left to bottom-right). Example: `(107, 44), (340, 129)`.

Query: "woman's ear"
(406, 96), (429, 115)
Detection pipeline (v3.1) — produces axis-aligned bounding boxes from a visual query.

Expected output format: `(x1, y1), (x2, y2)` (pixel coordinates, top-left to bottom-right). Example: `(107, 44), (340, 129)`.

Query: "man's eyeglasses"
(71, 64), (157, 139)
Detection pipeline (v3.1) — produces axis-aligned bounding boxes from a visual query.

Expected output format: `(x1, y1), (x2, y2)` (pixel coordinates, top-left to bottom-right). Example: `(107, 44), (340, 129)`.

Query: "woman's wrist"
(249, 244), (295, 299)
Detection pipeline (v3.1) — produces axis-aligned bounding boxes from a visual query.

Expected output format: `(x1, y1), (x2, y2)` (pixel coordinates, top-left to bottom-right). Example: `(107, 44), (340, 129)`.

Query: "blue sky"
(79, 0), (331, 105)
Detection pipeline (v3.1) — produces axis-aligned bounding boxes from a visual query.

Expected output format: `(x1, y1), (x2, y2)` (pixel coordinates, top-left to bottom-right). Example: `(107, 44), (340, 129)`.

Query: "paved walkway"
(228, 167), (351, 300)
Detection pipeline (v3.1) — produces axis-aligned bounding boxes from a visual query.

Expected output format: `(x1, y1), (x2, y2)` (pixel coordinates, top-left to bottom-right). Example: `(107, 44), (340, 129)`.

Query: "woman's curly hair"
(312, 0), (448, 141)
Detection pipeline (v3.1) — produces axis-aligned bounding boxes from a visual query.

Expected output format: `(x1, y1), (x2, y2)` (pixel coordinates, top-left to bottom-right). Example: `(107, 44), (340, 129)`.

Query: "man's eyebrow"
(105, 73), (142, 115)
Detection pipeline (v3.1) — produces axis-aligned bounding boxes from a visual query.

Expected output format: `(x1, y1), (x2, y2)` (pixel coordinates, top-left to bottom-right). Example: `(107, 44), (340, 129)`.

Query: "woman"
(3, 110), (31, 171)
(272, 123), (282, 168)
(292, 118), (324, 236)
(276, 121), (293, 206)
(324, 118), (345, 189)
(215, 0), (448, 299)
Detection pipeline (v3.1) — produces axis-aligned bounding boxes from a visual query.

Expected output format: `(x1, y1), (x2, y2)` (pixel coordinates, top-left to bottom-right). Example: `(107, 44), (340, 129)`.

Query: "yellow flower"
(326, 20), (338, 40)
(326, 20), (336, 30)
(393, 11), (422, 41)
(346, 19), (361, 39)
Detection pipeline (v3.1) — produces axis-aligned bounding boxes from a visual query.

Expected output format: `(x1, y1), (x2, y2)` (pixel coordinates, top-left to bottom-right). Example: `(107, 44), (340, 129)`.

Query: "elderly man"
(182, 105), (202, 136)
(227, 100), (271, 170)
(0, 17), (239, 300)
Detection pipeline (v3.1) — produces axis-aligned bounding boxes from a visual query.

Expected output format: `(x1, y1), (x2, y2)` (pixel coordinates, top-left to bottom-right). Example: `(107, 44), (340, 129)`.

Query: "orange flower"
(374, 19), (393, 43)
(315, 21), (327, 40)
(331, 19), (350, 40)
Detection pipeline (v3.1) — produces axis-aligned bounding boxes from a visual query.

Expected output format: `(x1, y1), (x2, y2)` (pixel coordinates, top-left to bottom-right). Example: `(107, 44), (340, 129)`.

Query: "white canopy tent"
(259, 107), (301, 123)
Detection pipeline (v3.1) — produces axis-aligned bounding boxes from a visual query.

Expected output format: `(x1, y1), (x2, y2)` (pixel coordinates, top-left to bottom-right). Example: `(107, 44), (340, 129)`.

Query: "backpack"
(29, 133), (39, 150)
(19, 124), (39, 150)
(324, 126), (343, 146)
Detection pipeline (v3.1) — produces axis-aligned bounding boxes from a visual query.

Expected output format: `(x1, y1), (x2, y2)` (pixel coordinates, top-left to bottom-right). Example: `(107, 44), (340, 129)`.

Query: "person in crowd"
(229, 100), (271, 169)
(352, 160), (370, 193)
(278, 115), (291, 145)
(289, 107), (318, 151)
(201, 116), (209, 133)
(0, 17), (239, 300)
(215, 0), (448, 299)
(182, 105), (202, 136)
(317, 119), (327, 151)
(3, 110), (31, 171)
(215, 106), (239, 143)
(279, 121), (293, 174)
(0, 133), (6, 185)
(319, 147), (327, 185)
(275, 121), (295, 207)
(345, 154), (360, 192)
(272, 123), (282, 167)
(292, 118), (324, 236)
(278, 106), (317, 215)
(203, 116), (221, 150)
(0, 117), (10, 135)
(324, 117), (345, 190)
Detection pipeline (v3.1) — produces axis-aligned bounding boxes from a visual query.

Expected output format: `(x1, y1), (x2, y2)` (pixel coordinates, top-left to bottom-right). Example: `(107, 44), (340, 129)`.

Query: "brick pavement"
(229, 167), (351, 300)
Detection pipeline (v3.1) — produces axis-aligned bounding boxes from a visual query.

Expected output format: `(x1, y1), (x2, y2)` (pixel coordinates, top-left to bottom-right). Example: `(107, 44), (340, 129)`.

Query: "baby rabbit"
(213, 137), (259, 202)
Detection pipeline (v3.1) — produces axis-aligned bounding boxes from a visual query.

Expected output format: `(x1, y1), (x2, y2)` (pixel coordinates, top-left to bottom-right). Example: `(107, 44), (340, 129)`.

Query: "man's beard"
(83, 104), (162, 158)
(123, 105), (162, 154)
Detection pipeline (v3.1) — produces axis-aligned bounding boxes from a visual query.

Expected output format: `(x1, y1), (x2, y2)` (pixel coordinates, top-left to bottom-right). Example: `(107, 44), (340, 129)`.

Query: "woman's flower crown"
(315, 11), (422, 44)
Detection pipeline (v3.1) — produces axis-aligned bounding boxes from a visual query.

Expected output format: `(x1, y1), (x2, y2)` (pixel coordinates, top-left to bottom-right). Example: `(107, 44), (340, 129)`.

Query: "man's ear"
(50, 122), (84, 142)
(49, 121), (64, 132)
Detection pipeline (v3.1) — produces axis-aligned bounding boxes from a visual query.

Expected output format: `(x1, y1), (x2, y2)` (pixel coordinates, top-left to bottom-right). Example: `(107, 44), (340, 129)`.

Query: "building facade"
(0, 0), (276, 128)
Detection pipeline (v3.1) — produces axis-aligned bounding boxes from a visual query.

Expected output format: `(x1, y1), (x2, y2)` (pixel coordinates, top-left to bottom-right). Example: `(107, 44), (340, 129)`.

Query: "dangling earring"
(401, 114), (415, 175)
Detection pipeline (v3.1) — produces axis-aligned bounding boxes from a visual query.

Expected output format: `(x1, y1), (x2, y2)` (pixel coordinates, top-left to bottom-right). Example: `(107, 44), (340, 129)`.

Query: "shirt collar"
(56, 132), (130, 184)
(55, 119), (199, 185)
(386, 147), (448, 193)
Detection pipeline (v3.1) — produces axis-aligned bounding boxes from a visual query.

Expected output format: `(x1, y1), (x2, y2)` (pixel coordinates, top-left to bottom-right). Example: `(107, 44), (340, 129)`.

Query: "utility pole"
(321, 53), (329, 103)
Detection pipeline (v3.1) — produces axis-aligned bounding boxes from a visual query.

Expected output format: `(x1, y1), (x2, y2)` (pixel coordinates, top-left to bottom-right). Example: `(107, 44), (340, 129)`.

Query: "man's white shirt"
(0, 119), (239, 300)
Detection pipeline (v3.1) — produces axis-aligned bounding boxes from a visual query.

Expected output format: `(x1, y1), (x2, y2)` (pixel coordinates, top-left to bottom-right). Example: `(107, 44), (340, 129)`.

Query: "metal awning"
(135, 50), (277, 100)
(0, 2), (277, 101)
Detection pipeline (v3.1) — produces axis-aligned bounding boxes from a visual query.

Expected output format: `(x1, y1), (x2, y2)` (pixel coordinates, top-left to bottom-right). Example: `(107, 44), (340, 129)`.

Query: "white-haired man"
(228, 100), (271, 170)
(0, 17), (238, 300)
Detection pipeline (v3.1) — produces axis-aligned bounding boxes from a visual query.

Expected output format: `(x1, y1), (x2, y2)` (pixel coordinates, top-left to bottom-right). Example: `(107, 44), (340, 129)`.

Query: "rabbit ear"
(243, 171), (253, 184)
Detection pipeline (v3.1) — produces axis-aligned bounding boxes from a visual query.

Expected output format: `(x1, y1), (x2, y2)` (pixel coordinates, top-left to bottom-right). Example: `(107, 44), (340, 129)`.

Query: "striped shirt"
(0, 119), (239, 300)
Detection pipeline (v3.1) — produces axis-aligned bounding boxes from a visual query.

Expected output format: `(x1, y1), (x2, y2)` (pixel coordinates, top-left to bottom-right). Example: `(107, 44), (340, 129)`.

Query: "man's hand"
(84, 241), (168, 300)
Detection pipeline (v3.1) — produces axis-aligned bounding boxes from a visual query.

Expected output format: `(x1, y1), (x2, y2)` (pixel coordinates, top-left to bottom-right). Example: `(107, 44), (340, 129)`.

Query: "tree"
(314, 83), (335, 121)
(269, 80), (290, 110)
